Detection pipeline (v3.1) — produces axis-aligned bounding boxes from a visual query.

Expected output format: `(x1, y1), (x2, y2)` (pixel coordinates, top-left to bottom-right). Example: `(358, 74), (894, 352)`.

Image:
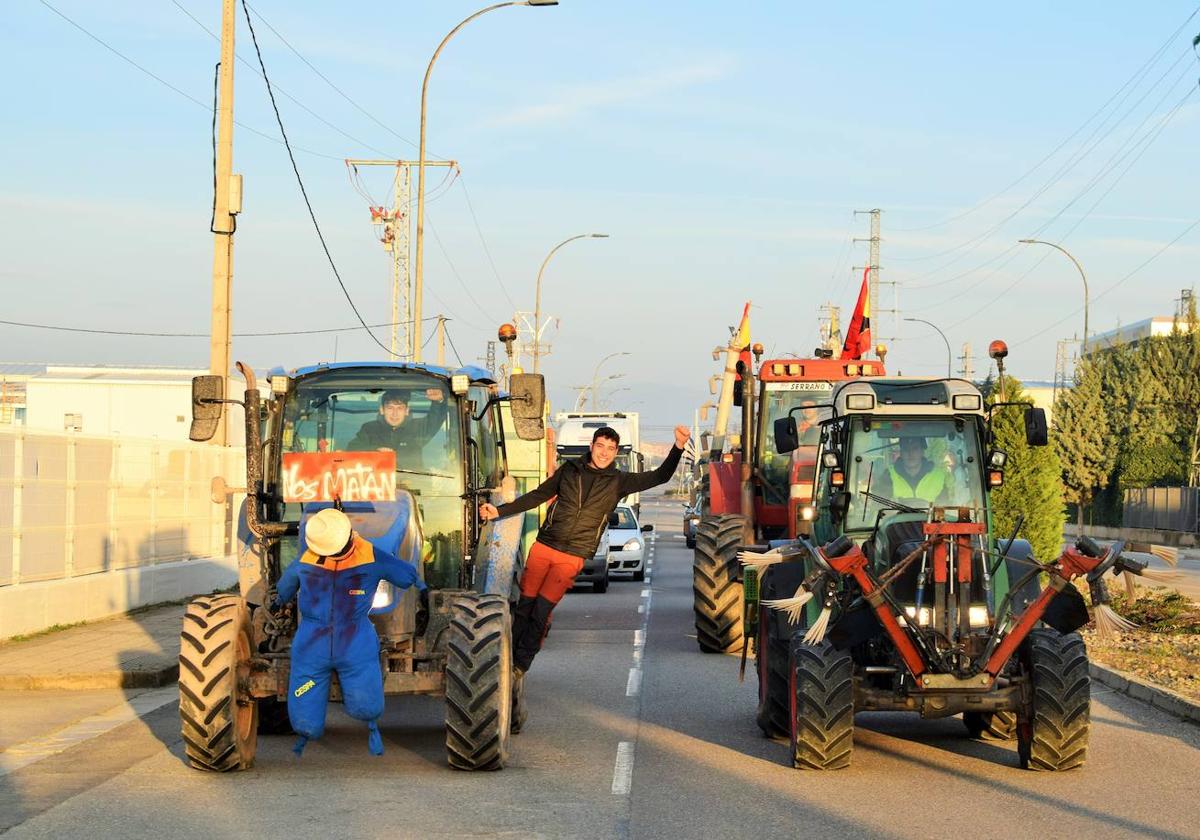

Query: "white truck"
(554, 411), (644, 514)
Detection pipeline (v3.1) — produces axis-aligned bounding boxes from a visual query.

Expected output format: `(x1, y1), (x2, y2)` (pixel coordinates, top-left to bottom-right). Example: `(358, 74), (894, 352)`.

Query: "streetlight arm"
(533, 233), (609, 372)
(903, 317), (952, 378)
(1018, 239), (1089, 350)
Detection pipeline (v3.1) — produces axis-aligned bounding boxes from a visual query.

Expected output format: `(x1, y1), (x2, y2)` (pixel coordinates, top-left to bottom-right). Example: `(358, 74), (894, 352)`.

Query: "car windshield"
(611, 507), (637, 530)
(276, 368), (464, 587)
(759, 381), (832, 504)
(843, 416), (985, 528)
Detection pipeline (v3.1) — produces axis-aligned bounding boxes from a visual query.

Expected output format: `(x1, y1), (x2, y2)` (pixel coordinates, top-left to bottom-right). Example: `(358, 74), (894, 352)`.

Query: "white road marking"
(638, 604), (645, 614)
(640, 588), (651, 598)
(625, 667), (642, 696)
(612, 741), (636, 795)
(0, 686), (178, 777)
(634, 629), (646, 648)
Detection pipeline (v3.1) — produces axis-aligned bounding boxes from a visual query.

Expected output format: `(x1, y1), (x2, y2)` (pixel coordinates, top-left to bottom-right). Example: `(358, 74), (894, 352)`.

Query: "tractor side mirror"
(508, 373), (545, 441)
(189, 375), (225, 442)
(774, 417), (799, 453)
(1024, 407), (1048, 447)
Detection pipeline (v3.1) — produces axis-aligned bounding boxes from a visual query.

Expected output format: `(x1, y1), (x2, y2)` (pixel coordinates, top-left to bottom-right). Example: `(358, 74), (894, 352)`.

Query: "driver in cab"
(872, 436), (955, 505)
(347, 388), (448, 467)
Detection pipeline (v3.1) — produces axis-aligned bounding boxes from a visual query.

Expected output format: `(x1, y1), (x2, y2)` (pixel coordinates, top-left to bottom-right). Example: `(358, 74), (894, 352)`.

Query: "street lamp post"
(588, 351), (630, 409)
(413, 0), (558, 362)
(1019, 239), (1089, 353)
(903, 317), (952, 378)
(532, 233), (609, 372)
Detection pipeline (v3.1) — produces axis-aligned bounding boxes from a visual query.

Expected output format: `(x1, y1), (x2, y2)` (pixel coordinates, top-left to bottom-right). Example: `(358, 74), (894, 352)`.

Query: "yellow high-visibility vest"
(888, 465), (946, 502)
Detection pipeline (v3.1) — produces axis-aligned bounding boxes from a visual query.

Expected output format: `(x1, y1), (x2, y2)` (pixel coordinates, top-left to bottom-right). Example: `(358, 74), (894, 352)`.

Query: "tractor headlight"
(904, 606), (932, 626)
(969, 606), (990, 628)
(800, 505), (815, 521)
(623, 538), (642, 551)
(372, 581), (393, 610)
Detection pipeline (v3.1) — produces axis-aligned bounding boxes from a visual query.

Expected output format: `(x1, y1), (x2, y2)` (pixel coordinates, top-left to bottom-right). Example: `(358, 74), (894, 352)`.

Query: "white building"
(23, 365), (206, 440)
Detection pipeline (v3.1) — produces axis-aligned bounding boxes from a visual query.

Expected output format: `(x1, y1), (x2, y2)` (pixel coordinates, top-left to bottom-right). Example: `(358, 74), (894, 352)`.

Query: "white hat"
(306, 508), (353, 557)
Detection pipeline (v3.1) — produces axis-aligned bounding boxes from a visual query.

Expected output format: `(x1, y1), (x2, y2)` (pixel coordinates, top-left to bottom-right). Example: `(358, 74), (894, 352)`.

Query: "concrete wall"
(0, 428), (244, 639)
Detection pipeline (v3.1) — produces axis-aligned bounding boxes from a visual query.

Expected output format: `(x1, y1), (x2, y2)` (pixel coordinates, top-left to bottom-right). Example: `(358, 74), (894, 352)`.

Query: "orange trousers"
(520, 541), (584, 602)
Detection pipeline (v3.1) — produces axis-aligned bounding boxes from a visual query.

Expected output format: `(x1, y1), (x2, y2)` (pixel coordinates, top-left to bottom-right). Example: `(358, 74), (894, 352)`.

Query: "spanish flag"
(841, 268), (871, 360)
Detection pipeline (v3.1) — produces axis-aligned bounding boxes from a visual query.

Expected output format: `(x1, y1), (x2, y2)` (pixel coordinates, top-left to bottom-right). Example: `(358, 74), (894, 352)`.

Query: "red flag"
(841, 267), (871, 360)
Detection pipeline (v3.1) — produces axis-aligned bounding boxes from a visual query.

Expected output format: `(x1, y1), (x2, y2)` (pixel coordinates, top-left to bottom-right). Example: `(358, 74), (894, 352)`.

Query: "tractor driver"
(347, 388), (448, 469)
(872, 436), (956, 505)
(795, 399), (821, 446)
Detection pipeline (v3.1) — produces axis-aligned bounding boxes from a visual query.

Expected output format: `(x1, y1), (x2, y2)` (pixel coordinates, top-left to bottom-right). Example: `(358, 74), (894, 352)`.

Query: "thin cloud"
(488, 57), (736, 128)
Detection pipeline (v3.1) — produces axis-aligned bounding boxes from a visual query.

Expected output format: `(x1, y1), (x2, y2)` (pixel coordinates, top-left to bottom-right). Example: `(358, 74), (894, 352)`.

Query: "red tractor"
(693, 347), (885, 653)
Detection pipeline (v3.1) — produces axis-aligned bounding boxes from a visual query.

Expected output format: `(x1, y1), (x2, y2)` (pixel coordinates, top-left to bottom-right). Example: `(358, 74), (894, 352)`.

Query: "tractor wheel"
(692, 514), (745, 653)
(755, 602), (790, 738)
(178, 595), (258, 772)
(1017, 629), (1090, 771)
(257, 696), (293, 735)
(445, 594), (512, 771)
(963, 710), (1016, 740)
(788, 638), (854, 770)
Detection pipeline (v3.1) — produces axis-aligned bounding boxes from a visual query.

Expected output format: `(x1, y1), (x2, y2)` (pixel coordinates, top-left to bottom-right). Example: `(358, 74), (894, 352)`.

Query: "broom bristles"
(1149, 545), (1179, 567)
(1093, 604), (1138, 638)
(738, 549), (784, 571)
(802, 606), (833, 645)
(1137, 568), (1183, 584)
(762, 586), (813, 623)
(1123, 570), (1138, 600)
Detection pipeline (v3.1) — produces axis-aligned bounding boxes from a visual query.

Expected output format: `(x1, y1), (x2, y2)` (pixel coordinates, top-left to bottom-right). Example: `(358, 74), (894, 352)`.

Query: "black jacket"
(347, 400), (448, 467)
(495, 445), (684, 559)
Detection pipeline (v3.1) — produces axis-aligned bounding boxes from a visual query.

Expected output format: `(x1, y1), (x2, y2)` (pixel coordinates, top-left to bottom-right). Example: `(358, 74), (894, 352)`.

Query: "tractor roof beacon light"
(752, 343), (764, 363)
(988, 340), (1008, 360)
(875, 343), (888, 363)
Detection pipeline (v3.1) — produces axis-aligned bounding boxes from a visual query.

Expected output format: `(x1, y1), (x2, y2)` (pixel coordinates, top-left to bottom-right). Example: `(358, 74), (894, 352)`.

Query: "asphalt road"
(3, 493), (1199, 838)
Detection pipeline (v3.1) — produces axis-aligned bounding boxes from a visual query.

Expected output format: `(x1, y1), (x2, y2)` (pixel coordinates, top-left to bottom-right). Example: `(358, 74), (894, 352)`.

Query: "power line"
(0, 317), (441, 338)
(239, 0), (391, 356)
(443, 324), (466, 368)
(458, 177), (517, 311)
(36, 0), (341, 161)
(425, 211), (501, 326)
(243, 1), (433, 158)
(170, 0), (399, 159)
(893, 5), (1200, 233)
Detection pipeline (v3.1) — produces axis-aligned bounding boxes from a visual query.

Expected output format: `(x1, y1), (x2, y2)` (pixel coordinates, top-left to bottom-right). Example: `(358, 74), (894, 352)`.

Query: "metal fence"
(1122, 486), (1200, 534)
(0, 428), (243, 587)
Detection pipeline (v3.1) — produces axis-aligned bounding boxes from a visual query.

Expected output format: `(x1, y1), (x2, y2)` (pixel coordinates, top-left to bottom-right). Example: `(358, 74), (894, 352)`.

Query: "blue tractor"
(180, 356), (545, 771)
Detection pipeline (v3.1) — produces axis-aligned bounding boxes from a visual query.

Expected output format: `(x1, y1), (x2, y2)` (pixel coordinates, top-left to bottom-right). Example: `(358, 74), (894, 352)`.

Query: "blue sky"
(4, 1), (1199, 434)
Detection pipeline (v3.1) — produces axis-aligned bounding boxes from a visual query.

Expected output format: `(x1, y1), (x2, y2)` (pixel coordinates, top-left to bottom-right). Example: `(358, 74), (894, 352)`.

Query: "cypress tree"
(985, 377), (1065, 562)
(1054, 359), (1115, 529)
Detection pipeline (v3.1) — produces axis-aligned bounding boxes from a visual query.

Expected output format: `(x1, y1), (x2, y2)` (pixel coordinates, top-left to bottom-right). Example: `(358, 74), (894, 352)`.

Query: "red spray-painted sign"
(280, 452), (397, 503)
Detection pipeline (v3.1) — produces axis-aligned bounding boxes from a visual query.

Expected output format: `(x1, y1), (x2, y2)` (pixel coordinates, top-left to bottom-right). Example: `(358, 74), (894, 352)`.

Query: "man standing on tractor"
(873, 436), (956, 504)
(480, 424), (690, 676)
(348, 388), (448, 467)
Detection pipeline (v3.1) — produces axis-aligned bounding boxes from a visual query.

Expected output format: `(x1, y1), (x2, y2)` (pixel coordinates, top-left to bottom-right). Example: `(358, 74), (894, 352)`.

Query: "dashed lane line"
(611, 741), (635, 795)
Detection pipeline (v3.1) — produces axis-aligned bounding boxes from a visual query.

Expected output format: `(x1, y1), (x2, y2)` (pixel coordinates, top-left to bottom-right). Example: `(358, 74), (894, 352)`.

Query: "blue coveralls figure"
(274, 507), (425, 757)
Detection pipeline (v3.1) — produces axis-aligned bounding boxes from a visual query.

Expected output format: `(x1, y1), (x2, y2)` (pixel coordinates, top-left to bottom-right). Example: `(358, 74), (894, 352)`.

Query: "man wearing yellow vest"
(877, 436), (955, 504)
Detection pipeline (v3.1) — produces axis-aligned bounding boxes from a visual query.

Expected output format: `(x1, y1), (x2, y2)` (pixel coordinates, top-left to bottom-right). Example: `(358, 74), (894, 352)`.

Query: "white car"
(605, 504), (653, 581)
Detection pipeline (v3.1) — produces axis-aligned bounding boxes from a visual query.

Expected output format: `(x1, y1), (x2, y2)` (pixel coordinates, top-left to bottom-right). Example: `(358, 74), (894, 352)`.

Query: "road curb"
(1090, 661), (1200, 725)
(0, 664), (178, 691)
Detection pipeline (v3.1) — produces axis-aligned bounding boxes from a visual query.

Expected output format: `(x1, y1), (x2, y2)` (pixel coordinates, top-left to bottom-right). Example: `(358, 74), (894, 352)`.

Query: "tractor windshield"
(276, 369), (464, 586)
(758, 382), (831, 505)
(843, 416), (985, 529)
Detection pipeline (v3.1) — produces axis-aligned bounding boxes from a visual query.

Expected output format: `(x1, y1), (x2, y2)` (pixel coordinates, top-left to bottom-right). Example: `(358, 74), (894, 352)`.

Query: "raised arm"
(619, 426), (690, 495)
(373, 547), (426, 592)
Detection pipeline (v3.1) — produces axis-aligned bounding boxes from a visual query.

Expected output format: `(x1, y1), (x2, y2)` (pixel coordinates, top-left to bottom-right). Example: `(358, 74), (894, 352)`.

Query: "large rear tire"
(692, 514), (745, 653)
(178, 595), (258, 772)
(788, 638), (854, 770)
(755, 602), (790, 737)
(445, 594), (512, 771)
(1018, 629), (1090, 771)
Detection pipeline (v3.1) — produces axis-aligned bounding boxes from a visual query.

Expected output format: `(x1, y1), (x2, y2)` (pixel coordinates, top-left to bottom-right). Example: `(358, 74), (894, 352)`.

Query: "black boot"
(512, 595), (537, 658)
(514, 596), (556, 672)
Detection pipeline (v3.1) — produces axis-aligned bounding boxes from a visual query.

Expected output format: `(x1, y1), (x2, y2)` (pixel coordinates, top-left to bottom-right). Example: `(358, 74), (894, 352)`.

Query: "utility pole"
(436, 316), (447, 367)
(345, 159), (457, 360)
(477, 340), (496, 377)
(854, 209), (895, 342)
(1053, 338), (1079, 403)
(209, 0), (239, 447)
(958, 343), (974, 382)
